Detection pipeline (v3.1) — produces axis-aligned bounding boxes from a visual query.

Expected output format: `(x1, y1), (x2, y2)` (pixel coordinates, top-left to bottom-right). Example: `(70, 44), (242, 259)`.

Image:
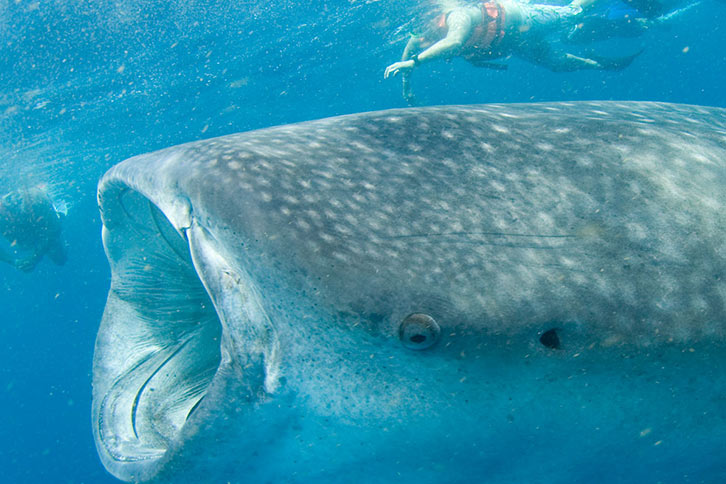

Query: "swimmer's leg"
(651, 2), (701, 25)
(517, 40), (641, 72)
(564, 15), (649, 43)
(518, 3), (585, 36)
(516, 40), (597, 71)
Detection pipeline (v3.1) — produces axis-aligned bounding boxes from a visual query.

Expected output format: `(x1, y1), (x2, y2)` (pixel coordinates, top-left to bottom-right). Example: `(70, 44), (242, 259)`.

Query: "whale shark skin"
(93, 102), (726, 483)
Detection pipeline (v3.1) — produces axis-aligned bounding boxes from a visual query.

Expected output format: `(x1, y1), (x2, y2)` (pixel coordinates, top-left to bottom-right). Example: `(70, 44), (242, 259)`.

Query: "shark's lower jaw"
(93, 184), (277, 481)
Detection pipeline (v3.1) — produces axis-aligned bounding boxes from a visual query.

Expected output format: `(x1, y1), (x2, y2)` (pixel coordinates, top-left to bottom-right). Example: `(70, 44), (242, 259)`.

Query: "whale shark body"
(93, 102), (726, 483)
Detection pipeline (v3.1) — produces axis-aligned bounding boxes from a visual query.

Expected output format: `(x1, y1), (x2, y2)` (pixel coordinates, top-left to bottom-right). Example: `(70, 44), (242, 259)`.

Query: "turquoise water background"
(0, 0), (724, 482)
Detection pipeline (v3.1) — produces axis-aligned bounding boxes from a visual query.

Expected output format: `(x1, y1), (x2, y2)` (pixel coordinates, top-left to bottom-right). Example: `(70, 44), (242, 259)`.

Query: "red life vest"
(462, 1), (506, 60)
(428, 1), (506, 60)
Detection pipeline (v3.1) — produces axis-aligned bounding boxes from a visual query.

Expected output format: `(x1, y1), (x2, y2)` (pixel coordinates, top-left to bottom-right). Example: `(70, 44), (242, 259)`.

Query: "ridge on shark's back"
(93, 101), (726, 483)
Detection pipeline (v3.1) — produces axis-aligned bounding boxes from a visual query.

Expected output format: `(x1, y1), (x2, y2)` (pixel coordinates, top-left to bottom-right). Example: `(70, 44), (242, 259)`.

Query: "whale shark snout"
(93, 102), (726, 483)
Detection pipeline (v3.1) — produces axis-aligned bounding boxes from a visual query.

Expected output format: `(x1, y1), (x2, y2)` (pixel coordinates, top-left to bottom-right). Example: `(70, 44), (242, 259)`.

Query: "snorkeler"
(384, 0), (641, 102)
(0, 186), (67, 272)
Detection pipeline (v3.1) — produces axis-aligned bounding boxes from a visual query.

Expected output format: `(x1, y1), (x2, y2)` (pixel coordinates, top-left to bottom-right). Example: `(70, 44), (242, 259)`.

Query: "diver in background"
(384, 0), (642, 103)
(0, 186), (67, 272)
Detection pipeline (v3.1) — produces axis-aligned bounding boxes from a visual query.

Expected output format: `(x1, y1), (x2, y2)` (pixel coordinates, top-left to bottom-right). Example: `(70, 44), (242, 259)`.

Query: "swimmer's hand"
(15, 256), (37, 272)
(384, 60), (415, 79)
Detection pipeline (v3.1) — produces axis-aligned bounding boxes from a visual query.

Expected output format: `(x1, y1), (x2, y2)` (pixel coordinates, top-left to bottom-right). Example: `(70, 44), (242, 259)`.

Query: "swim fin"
(587, 49), (644, 71)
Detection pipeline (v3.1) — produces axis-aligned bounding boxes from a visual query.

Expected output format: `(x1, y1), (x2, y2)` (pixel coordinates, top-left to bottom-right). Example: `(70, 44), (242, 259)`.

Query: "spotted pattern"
(102, 102), (726, 344)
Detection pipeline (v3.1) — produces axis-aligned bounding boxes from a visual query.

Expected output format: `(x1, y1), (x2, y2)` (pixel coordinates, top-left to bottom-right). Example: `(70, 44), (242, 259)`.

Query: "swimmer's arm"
(399, 36), (422, 103)
(14, 250), (42, 272)
(416, 10), (472, 63)
(401, 35), (422, 61)
(385, 9), (473, 78)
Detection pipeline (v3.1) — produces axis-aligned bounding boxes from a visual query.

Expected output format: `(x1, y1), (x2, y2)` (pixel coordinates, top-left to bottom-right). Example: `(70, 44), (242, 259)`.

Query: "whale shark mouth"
(94, 185), (224, 467)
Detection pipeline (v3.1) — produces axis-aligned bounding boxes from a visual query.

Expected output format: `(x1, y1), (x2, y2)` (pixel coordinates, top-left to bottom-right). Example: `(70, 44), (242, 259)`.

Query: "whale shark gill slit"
(149, 199), (191, 262)
(185, 395), (205, 421)
(130, 339), (192, 440)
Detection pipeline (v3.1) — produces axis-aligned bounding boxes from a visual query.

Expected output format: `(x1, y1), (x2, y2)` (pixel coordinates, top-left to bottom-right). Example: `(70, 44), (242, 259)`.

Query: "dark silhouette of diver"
(384, 0), (641, 103)
(0, 186), (67, 272)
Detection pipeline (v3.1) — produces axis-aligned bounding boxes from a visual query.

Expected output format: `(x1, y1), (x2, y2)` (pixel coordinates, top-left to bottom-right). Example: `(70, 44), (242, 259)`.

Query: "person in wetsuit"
(0, 186), (67, 272)
(384, 0), (641, 102)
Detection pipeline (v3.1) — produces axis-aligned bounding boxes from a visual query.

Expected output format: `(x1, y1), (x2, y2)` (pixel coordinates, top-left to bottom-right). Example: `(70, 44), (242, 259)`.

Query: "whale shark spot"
(92, 102), (726, 483)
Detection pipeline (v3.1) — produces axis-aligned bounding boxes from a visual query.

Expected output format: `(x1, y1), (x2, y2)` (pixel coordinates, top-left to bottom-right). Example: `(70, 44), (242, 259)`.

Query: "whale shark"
(93, 101), (726, 483)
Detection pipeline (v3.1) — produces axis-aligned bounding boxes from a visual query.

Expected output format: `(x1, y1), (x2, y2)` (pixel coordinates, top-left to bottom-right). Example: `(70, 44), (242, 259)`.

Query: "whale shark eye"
(399, 313), (441, 350)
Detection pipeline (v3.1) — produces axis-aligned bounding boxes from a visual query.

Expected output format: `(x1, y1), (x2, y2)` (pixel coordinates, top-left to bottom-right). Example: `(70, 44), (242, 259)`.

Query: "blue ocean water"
(0, 1), (724, 482)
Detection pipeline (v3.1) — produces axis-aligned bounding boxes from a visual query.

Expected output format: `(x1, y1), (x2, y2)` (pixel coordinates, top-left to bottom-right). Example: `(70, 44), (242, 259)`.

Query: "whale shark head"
(93, 102), (726, 483)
